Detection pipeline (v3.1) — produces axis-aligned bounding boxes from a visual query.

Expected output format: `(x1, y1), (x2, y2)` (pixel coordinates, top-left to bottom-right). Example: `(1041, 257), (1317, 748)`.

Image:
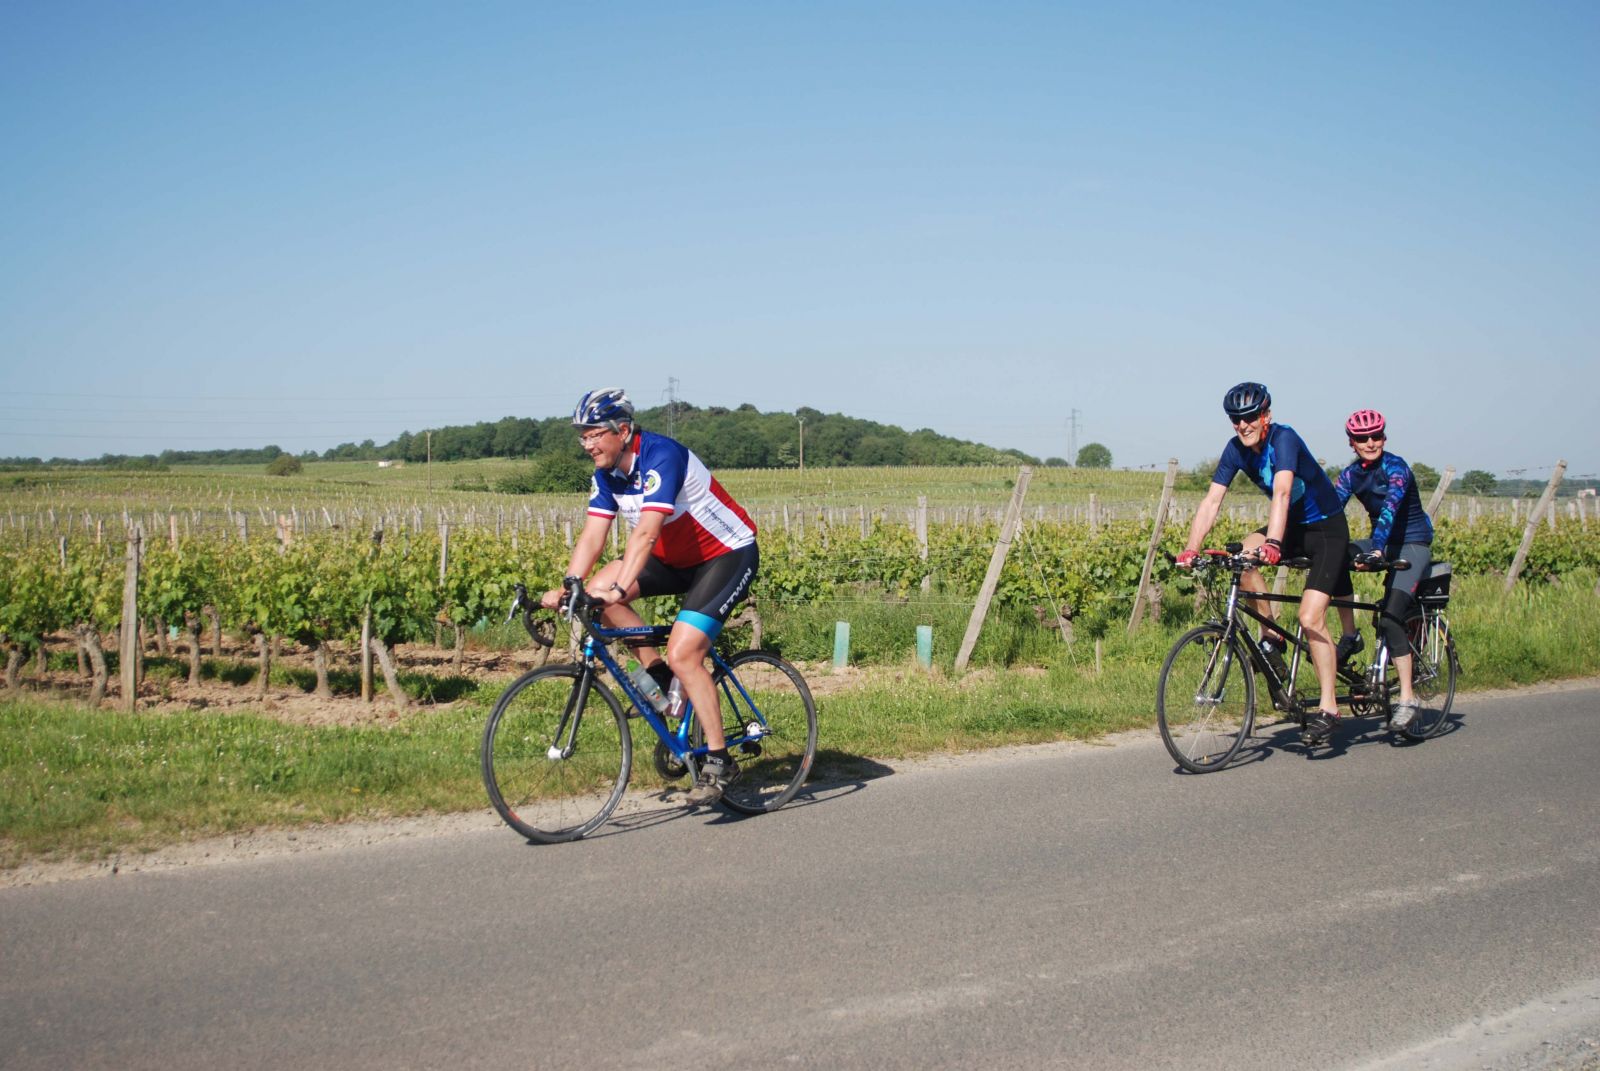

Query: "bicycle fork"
(549, 671), (592, 760)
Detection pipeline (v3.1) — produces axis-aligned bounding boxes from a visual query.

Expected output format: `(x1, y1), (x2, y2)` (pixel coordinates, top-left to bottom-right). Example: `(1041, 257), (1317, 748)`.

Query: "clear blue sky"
(3, 1), (1596, 480)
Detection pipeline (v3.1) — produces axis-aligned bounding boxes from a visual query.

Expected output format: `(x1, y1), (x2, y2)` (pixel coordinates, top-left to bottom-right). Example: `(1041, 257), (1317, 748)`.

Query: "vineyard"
(4, 478), (1600, 711)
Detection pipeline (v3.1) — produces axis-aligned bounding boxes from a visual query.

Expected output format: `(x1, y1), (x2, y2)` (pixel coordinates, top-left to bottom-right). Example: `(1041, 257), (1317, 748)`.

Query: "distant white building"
(377, 459), (403, 469)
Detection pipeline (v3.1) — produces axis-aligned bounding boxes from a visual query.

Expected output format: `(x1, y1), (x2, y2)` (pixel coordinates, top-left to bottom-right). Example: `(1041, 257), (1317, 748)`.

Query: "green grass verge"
(4, 572), (1597, 868)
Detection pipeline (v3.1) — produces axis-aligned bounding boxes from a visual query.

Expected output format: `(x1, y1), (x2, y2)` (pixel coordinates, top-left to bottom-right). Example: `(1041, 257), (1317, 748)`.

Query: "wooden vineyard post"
(1505, 460), (1566, 591)
(437, 520), (450, 648)
(916, 495), (930, 595)
(362, 525), (382, 703)
(954, 467), (1032, 673)
(1425, 466), (1455, 516)
(1128, 460), (1179, 634)
(119, 525), (143, 713)
(360, 611), (373, 704)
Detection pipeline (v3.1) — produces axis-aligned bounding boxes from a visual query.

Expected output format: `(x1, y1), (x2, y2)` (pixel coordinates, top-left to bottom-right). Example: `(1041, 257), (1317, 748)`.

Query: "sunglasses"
(1349, 433), (1385, 444)
(1230, 412), (1264, 427)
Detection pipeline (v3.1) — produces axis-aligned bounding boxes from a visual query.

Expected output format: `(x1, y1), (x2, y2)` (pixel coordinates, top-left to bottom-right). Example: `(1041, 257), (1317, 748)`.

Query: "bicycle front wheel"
(1397, 612), (1457, 740)
(1157, 625), (1256, 773)
(709, 651), (818, 815)
(481, 665), (632, 843)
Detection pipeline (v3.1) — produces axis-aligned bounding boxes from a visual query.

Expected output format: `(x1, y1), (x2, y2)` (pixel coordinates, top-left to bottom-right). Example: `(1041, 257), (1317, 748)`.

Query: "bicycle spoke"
(1397, 613), (1456, 740)
(1158, 626), (1255, 773)
(711, 652), (818, 815)
(482, 666), (632, 843)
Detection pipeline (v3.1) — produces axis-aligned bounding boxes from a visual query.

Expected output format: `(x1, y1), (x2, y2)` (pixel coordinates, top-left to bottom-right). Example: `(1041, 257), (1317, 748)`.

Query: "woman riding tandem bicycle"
(1331, 408), (1436, 733)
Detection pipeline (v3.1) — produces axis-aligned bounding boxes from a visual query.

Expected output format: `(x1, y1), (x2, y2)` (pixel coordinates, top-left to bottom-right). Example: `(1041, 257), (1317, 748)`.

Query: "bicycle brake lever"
(506, 582), (529, 624)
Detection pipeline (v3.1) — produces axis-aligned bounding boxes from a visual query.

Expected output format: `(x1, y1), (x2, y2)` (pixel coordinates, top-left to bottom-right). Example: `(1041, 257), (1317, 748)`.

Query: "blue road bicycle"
(482, 577), (818, 843)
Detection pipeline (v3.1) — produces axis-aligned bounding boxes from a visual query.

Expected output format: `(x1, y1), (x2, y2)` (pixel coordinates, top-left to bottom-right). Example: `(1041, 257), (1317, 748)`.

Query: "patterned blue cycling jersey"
(1211, 422), (1342, 526)
(1333, 451), (1434, 552)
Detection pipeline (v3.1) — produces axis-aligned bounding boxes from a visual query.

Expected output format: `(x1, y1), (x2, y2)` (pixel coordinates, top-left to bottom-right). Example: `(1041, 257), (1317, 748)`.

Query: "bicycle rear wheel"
(1157, 625), (1256, 773)
(481, 665), (632, 843)
(1396, 612), (1456, 740)
(707, 651), (818, 815)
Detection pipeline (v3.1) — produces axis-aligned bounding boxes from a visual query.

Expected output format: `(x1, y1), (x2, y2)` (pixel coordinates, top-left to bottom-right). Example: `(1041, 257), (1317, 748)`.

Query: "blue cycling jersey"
(1333, 450), (1434, 551)
(1211, 422), (1341, 526)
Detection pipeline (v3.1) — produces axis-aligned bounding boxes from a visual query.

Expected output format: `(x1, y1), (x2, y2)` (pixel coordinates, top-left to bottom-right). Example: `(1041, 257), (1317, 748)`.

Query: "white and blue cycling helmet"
(571, 388), (634, 431)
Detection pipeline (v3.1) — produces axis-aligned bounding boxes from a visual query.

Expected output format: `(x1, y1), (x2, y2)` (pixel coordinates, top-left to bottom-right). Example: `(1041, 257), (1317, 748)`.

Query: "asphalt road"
(4, 684), (1599, 1070)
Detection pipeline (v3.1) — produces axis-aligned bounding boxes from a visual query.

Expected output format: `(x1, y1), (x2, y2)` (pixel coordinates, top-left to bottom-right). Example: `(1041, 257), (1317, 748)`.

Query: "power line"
(6, 390), (572, 403)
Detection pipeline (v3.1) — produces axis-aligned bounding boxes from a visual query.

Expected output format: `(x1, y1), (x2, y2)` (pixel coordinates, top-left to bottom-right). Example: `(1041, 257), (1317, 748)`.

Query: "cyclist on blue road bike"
(1176, 382), (1353, 745)
(541, 388), (759, 804)
(1331, 408), (1436, 732)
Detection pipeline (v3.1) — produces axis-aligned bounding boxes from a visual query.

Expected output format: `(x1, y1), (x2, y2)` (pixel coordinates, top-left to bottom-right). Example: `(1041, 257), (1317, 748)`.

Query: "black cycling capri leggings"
(1352, 538), (1433, 652)
(1255, 513), (1352, 597)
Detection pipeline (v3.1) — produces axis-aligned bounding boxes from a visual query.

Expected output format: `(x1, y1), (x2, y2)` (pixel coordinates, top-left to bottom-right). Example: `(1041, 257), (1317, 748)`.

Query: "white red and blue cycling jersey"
(587, 429), (756, 568)
(1211, 422), (1342, 526)
(1334, 451), (1434, 552)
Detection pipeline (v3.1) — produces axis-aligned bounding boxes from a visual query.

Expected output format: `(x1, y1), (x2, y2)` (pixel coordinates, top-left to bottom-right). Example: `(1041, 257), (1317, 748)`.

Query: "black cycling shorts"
(635, 543), (758, 640)
(1255, 513), (1351, 597)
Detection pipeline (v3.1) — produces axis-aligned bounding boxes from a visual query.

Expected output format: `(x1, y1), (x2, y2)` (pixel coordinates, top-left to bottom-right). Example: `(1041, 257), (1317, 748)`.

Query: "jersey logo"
(589, 474), (599, 498)
(642, 469), (662, 496)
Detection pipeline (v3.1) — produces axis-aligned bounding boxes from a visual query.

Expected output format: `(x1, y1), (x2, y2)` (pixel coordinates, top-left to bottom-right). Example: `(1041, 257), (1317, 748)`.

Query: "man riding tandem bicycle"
(1166, 384), (1459, 771)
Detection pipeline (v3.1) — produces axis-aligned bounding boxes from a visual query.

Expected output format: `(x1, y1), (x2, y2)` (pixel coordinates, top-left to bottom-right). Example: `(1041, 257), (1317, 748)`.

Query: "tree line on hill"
(3, 403), (1053, 477)
(323, 403), (1048, 471)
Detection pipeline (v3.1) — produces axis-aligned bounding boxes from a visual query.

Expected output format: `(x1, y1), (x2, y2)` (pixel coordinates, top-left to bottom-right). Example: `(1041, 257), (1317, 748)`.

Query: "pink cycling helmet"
(1345, 409), (1386, 438)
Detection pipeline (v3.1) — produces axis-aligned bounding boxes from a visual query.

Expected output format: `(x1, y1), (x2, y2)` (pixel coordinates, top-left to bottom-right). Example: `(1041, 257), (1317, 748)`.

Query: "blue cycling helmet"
(571, 388), (634, 431)
(1222, 382), (1271, 421)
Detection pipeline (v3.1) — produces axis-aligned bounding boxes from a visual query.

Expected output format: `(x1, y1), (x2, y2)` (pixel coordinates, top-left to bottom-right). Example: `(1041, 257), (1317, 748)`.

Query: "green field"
(3, 459), (1553, 547)
(2, 458), (1172, 513)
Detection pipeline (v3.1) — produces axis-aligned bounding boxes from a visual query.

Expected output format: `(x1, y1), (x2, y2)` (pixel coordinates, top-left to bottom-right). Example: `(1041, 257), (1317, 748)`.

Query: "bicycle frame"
(518, 581), (771, 765)
(572, 619), (768, 763)
(1203, 556), (1409, 712)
